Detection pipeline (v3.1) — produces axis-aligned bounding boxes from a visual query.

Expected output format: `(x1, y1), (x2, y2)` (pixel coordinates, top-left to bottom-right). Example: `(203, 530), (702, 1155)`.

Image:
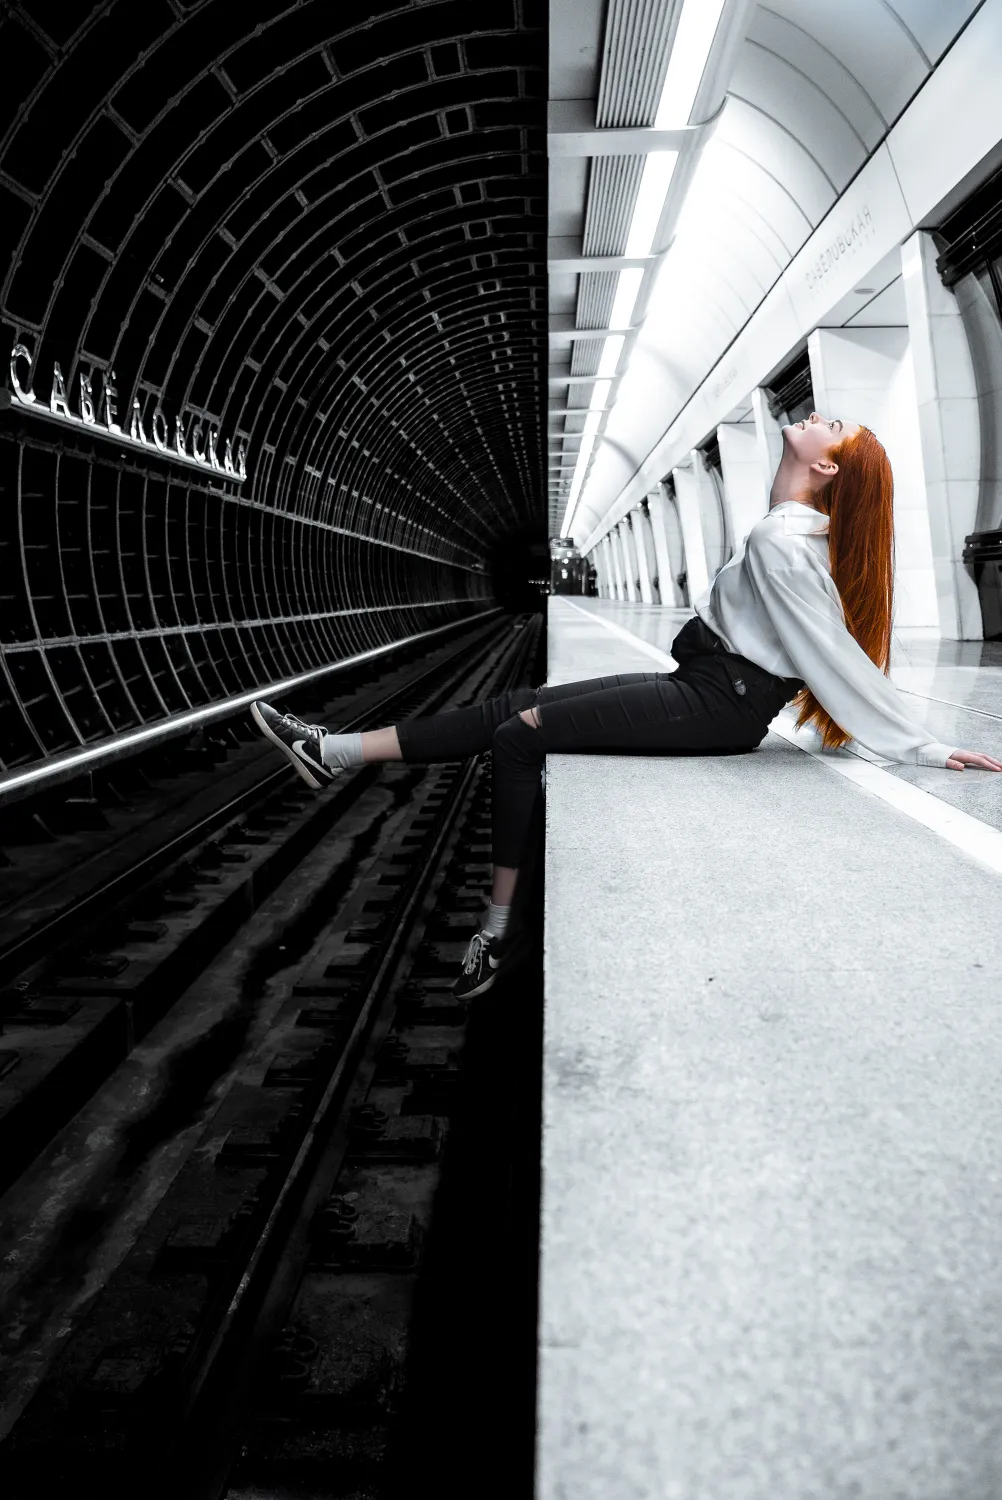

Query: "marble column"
(596, 536), (613, 598)
(717, 421), (769, 552)
(670, 461), (711, 603)
(630, 511), (654, 604)
(636, 504), (661, 603)
(609, 525), (629, 600)
(618, 520), (639, 602)
(647, 488), (675, 605)
(751, 385), (785, 494)
(901, 229), (983, 639)
(651, 484), (689, 606)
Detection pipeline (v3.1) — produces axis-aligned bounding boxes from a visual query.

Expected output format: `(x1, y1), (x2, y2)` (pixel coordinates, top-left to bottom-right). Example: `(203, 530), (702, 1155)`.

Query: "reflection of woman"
(252, 413), (1001, 999)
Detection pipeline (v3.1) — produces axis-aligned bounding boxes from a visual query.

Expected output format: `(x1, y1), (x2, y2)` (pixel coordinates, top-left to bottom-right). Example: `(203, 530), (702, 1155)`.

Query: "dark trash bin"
(963, 530), (1002, 639)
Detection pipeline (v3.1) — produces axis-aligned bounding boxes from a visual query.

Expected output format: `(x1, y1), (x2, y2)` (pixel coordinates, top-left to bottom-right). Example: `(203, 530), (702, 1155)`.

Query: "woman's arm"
(744, 544), (1000, 771)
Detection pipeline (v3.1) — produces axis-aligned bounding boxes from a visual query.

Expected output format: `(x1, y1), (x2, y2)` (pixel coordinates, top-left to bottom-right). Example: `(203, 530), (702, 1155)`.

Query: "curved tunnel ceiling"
(0, 0), (545, 775)
(566, 0), (983, 545)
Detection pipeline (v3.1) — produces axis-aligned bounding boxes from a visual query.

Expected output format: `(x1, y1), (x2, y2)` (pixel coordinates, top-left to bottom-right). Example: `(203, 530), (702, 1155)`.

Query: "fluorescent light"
(609, 268), (644, 329)
(589, 377), (611, 411)
(563, 0), (728, 540)
(624, 152), (678, 256)
(560, 431), (596, 537)
(559, 373), (613, 535)
(655, 0), (728, 126)
(623, 0), (727, 258)
(596, 334), (625, 378)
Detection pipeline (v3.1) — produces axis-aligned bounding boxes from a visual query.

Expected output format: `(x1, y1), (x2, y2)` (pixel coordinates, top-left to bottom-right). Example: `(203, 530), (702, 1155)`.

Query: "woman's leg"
(489, 668), (764, 879)
(349, 675), (662, 924)
(358, 726), (404, 762)
(456, 668), (759, 996)
(321, 672), (661, 768)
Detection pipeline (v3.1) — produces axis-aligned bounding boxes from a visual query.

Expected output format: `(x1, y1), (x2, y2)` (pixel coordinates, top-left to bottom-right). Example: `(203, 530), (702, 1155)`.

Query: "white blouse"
(693, 501), (955, 768)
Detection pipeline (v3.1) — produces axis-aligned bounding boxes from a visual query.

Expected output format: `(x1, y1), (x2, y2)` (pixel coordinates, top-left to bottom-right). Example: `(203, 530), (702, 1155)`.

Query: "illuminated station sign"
(5, 341), (249, 483)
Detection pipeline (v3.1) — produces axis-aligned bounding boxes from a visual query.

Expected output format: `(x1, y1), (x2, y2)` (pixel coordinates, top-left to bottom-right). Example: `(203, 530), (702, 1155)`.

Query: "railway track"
(0, 613), (543, 1500)
(0, 612), (505, 1191)
(0, 612), (503, 985)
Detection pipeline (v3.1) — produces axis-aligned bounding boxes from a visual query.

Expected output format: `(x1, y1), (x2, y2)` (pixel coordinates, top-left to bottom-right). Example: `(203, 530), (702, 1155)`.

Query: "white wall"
(808, 325), (939, 630)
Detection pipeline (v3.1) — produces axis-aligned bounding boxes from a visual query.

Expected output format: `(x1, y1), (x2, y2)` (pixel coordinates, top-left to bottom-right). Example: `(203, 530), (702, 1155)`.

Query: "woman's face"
(782, 410), (861, 464)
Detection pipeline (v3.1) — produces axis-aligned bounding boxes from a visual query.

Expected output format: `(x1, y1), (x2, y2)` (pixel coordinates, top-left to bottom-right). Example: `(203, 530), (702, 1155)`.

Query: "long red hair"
(793, 425), (895, 749)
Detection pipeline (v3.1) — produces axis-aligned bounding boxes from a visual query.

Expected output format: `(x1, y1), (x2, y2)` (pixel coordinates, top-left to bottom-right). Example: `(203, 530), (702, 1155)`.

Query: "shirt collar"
(769, 501), (829, 536)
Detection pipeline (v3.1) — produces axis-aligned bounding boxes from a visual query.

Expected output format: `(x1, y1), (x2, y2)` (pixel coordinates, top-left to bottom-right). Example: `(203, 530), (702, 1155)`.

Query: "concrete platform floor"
(538, 597), (1002, 1500)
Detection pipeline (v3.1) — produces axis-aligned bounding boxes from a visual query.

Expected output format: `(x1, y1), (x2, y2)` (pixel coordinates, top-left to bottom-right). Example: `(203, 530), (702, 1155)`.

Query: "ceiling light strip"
(560, 0), (731, 536)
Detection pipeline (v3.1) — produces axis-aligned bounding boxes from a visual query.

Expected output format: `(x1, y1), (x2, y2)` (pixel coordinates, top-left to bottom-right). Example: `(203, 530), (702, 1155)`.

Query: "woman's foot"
(454, 928), (509, 999)
(250, 700), (341, 789)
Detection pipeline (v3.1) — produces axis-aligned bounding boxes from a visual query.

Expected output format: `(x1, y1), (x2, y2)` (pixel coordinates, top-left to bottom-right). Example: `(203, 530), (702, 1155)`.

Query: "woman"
(251, 412), (1001, 998)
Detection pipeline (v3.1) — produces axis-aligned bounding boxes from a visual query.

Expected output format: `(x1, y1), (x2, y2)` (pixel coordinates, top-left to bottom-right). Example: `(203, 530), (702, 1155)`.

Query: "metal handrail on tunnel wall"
(0, 607), (502, 807)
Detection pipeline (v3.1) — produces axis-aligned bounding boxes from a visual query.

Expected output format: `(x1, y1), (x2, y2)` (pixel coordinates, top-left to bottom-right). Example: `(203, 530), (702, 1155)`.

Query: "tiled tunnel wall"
(0, 0), (546, 771)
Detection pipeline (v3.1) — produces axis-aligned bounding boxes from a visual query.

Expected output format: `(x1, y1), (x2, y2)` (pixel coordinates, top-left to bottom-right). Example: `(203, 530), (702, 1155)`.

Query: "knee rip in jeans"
(519, 706), (542, 729)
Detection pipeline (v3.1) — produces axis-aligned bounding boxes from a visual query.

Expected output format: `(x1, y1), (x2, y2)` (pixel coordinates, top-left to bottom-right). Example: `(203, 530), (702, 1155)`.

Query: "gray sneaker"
(250, 700), (340, 789)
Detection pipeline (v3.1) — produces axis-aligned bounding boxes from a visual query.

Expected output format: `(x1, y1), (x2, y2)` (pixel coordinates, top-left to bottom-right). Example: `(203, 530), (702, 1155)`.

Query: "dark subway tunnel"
(0, 0), (546, 786)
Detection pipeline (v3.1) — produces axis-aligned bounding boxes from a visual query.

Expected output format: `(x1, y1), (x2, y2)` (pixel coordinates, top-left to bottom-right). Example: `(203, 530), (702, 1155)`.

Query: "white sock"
(320, 731), (364, 770)
(482, 901), (510, 939)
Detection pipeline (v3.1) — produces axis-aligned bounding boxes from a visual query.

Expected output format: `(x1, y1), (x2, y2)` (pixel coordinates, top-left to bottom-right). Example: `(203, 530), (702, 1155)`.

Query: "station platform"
(538, 597), (1002, 1499)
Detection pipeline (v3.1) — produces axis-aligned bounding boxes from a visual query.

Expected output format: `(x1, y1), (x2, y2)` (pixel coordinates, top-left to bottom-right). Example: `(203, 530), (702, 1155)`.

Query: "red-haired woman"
(252, 412), (1001, 997)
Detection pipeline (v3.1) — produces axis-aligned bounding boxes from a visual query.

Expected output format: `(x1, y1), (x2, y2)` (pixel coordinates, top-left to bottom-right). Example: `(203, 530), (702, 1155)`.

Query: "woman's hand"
(945, 748), (1002, 771)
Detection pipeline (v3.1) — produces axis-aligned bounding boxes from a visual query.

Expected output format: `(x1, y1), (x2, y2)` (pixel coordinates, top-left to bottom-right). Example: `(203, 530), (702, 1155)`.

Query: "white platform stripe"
(559, 598), (1002, 880)
(561, 597), (681, 670)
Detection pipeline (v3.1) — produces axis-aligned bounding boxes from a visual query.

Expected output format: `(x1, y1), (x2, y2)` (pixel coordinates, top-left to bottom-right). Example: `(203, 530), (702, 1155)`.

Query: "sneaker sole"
(250, 701), (332, 790)
(454, 968), (500, 999)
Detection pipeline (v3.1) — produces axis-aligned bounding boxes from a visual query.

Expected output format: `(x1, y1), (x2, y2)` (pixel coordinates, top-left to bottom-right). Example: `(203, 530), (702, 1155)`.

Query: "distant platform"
(538, 596), (1002, 1499)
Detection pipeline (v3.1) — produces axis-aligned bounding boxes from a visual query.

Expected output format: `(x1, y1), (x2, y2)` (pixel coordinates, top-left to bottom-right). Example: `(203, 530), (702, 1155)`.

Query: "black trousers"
(396, 617), (802, 868)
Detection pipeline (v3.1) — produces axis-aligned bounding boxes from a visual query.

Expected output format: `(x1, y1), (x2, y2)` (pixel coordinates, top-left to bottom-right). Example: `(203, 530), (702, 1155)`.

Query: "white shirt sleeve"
(743, 533), (955, 767)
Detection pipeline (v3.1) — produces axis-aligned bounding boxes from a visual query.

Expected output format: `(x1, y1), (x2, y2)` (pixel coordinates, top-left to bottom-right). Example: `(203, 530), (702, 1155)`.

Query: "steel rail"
(0, 614), (506, 987)
(172, 622), (537, 1496)
(183, 755), (481, 1420)
(0, 612), (540, 1496)
(0, 607), (500, 807)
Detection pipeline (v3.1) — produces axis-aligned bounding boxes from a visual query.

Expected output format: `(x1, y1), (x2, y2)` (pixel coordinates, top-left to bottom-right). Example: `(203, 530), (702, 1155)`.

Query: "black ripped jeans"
(396, 617), (802, 868)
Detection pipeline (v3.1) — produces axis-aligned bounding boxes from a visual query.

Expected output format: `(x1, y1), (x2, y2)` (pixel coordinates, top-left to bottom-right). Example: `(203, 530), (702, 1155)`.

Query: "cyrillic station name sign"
(803, 205), (875, 293)
(5, 342), (248, 482)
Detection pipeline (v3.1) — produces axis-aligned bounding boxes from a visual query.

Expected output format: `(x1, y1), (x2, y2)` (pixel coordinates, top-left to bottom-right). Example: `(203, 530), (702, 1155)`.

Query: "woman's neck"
(768, 450), (822, 511)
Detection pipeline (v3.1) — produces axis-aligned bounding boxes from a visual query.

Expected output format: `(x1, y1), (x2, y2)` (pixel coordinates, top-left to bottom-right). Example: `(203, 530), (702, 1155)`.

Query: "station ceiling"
(547, 0), (985, 546)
